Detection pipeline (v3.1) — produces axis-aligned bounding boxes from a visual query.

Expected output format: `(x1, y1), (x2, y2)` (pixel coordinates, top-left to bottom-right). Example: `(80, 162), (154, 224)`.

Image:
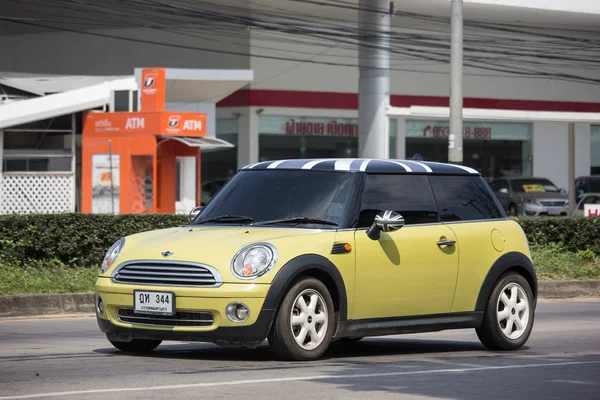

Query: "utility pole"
(568, 122), (576, 215)
(448, 0), (464, 164)
(358, 0), (390, 159)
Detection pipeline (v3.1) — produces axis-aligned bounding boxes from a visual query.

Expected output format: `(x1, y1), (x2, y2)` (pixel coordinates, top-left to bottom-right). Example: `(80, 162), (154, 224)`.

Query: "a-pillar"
(358, 0), (391, 159)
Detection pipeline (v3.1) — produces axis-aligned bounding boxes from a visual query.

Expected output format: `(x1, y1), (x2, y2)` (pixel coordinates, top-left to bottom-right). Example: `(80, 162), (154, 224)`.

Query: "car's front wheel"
(268, 277), (335, 361)
(109, 338), (162, 353)
(476, 272), (535, 350)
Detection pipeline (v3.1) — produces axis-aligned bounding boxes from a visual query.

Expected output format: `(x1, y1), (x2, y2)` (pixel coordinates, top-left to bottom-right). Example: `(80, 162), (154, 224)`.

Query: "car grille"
(111, 261), (221, 287)
(117, 308), (214, 327)
(539, 201), (567, 207)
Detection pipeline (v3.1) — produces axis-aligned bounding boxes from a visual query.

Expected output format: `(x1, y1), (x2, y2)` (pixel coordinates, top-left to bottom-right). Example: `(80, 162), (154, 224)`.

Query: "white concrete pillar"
(237, 107), (259, 169)
(575, 123), (591, 178)
(533, 122), (568, 189)
(358, 0), (390, 159)
(395, 117), (406, 159)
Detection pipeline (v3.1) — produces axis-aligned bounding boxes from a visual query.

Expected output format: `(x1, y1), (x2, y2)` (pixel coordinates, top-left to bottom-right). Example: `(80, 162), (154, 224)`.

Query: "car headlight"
(231, 243), (277, 279)
(523, 198), (538, 205)
(100, 238), (125, 273)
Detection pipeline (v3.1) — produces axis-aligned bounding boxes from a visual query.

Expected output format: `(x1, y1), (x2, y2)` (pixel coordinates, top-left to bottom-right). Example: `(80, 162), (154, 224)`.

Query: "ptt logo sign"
(166, 116), (203, 134)
(125, 117), (145, 130)
(168, 116), (181, 128)
(144, 75), (155, 88)
(142, 73), (157, 94)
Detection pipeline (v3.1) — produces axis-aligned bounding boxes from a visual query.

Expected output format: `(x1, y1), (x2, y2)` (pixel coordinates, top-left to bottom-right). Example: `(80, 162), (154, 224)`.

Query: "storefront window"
(200, 118), (238, 205)
(591, 125), (600, 175)
(405, 120), (532, 180)
(258, 116), (396, 161)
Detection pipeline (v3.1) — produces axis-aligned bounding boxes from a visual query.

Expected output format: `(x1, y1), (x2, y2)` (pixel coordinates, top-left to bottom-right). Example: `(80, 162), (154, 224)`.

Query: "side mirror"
(366, 210), (405, 240)
(499, 188), (509, 194)
(560, 188), (567, 194)
(188, 206), (204, 223)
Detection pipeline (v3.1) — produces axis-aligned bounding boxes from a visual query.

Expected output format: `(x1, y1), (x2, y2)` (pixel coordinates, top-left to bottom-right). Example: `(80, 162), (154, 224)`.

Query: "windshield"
(511, 178), (560, 193)
(193, 170), (356, 228)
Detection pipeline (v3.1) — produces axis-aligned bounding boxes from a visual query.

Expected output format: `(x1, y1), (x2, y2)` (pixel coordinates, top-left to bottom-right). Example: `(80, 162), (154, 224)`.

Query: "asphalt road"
(1, 299), (599, 400)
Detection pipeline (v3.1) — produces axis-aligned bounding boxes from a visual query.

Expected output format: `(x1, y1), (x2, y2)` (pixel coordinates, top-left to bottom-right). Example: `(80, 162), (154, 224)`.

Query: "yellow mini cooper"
(95, 158), (537, 361)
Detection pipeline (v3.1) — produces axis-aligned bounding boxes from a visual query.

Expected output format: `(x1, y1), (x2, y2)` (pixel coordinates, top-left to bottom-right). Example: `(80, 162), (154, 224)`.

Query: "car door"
(427, 175), (509, 313)
(352, 174), (459, 320)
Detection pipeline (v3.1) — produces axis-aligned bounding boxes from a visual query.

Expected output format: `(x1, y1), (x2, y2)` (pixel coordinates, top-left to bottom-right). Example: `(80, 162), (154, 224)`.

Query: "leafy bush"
(0, 214), (599, 270)
(517, 216), (600, 254)
(0, 213), (187, 268)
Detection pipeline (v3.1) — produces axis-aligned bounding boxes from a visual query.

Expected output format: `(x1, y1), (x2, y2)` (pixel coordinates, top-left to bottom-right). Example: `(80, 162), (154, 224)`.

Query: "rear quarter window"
(429, 175), (505, 222)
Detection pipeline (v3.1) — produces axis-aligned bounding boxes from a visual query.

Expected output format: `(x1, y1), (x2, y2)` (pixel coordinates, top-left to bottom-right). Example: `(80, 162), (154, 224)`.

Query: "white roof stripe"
(387, 160), (412, 172)
(409, 161), (433, 173)
(241, 158), (481, 175)
(266, 160), (288, 169)
(359, 160), (371, 172)
(334, 159), (356, 171)
(302, 160), (327, 169)
(451, 164), (480, 174)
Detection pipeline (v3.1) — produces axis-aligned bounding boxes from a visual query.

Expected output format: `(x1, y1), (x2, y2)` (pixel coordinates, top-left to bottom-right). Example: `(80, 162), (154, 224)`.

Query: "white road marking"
(1, 360), (599, 399)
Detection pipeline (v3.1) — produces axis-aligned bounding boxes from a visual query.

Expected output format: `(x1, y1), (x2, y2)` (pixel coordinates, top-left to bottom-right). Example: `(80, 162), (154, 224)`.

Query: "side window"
(356, 174), (439, 227)
(429, 175), (505, 222)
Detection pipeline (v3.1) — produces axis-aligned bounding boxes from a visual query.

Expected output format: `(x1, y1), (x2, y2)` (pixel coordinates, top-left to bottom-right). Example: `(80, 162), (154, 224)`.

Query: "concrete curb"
(537, 280), (600, 299)
(1, 281), (599, 318)
(0, 292), (95, 318)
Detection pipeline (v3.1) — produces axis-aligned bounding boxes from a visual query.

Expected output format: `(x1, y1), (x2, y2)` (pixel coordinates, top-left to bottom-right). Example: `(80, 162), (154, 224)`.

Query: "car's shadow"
(93, 337), (511, 363)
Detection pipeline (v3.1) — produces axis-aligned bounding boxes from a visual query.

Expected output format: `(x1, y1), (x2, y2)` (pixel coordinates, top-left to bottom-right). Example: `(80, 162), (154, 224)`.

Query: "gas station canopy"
(146, 68), (254, 104)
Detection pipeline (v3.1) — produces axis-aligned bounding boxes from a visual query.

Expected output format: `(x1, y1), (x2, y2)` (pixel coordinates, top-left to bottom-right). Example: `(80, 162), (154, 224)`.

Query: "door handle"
(437, 239), (456, 247)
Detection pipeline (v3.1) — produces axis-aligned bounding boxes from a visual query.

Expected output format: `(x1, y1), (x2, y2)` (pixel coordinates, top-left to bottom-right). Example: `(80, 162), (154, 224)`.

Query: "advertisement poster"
(92, 154), (120, 214)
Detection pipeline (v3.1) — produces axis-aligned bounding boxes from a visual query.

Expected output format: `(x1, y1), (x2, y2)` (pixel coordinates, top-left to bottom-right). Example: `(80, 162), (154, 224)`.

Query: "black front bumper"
(97, 308), (276, 346)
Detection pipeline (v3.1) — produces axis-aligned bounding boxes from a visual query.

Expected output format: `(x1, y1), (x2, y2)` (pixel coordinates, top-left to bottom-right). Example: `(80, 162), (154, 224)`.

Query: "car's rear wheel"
(109, 338), (162, 353)
(268, 277), (335, 361)
(476, 272), (535, 350)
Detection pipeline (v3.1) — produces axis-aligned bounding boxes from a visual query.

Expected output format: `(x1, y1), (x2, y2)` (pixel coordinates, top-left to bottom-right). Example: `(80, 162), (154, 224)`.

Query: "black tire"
(109, 338), (162, 353)
(476, 272), (535, 351)
(508, 204), (518, 217)
(268, 277), (335, 361)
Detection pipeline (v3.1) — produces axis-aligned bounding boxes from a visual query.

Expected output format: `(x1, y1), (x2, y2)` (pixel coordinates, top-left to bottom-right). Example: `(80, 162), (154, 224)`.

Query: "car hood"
(105, 225), (337, 283)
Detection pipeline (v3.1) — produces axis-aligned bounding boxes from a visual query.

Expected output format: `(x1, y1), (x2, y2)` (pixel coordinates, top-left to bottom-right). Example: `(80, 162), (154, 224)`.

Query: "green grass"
(531, 243), (600, 281)
(0, 263), (99, 295)
(1, 244), (599, 295)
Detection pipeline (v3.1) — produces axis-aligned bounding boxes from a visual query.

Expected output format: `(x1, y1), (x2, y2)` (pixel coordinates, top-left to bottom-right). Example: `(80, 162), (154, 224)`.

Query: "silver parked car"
(489, 177), (569, 217)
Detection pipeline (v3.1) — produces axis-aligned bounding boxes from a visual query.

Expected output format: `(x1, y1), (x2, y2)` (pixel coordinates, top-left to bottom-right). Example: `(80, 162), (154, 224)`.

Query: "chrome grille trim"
(117, 308), (214, 327)
(111, 260), (223, 287)
(539, 201), (567, 207)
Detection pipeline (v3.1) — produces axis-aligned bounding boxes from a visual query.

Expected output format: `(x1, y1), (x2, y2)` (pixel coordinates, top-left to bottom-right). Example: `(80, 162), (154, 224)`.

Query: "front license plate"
(548, 208), (562, 215)
(133, 290), (175, 316)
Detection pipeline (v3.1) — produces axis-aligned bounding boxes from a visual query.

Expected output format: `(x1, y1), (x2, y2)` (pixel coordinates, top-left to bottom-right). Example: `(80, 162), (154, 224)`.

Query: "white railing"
(0, 173), (75, 214)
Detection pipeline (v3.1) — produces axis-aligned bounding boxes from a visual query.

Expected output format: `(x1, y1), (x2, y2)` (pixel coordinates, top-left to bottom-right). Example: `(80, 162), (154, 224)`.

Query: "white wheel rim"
(496, 282), (530, 340)
(290, 289), (329, 351)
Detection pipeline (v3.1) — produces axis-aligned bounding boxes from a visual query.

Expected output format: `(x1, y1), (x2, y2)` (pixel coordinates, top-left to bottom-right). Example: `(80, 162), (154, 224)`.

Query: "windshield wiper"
(254, 217), (338, 227)
(195, 215), (255, 224)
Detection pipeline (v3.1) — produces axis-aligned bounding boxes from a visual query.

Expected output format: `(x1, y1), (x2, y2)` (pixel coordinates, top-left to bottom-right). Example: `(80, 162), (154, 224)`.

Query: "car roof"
(241, 158), (480, 175)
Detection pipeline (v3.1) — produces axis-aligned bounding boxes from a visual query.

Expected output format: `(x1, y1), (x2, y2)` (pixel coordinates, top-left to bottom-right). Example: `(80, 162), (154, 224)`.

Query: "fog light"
(226, 302), (249, 323)
(96, 296), (104, 316)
